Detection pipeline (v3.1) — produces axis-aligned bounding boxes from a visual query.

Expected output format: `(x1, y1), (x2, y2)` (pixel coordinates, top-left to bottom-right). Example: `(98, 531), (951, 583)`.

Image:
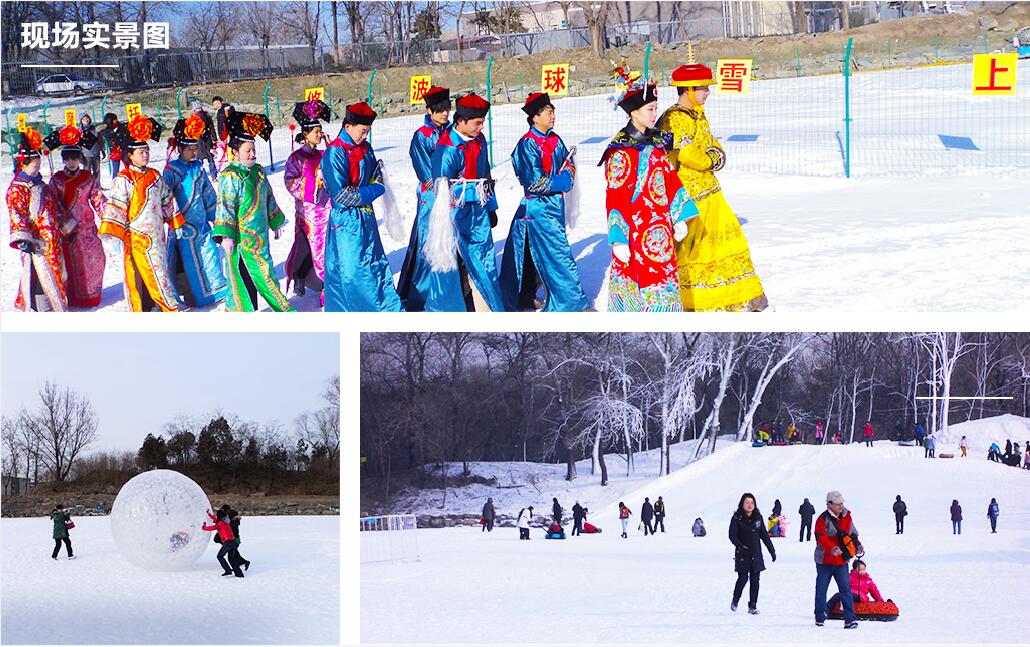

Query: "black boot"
(243, 560), (251, 571)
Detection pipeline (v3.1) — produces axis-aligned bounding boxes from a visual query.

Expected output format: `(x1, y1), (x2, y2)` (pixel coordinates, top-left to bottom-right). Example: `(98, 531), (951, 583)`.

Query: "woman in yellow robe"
(659, 56), (768, 312)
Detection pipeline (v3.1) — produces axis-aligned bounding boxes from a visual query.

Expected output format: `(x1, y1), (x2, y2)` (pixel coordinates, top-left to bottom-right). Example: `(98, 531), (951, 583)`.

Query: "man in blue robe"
(320, 101), (402, 312)
(498, 92), (589, 312)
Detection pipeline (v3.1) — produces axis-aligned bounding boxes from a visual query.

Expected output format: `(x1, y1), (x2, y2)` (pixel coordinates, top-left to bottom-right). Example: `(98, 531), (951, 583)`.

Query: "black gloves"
(771, 552), (777, 562)
(489, 211), (498, 228)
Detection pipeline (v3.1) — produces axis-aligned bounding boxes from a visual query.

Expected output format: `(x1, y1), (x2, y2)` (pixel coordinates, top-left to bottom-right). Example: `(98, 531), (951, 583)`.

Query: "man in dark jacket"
(798, 498), (816, 542)
(641, 497), (655, 536)
(50, 504), (75, 560)
(482, 497), (496, 532)
(893, 495), (907, 534)
(551, 497), (562, 525)
(814, 491), (862, 628)
(653, 496), (666, 533)
(571, 501), (585, 536)
(728, 493), (776, 614)
(224, 507), (251, 570)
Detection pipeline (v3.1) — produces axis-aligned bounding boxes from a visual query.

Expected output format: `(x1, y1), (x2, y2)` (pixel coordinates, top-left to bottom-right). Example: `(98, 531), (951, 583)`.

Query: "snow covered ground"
(3, 63), (1029, 311)
(1, 515), (340, 644)
(362, 418), (1030, 643)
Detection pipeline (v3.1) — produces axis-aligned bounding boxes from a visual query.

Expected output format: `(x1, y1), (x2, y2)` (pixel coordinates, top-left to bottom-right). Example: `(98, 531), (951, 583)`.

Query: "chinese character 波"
(82, 22), (110, 49)
(21, 22), (49, 49)
(52, 22), (80, 49)
(142, 22), (169, 49)
(112, 22), (140, 49)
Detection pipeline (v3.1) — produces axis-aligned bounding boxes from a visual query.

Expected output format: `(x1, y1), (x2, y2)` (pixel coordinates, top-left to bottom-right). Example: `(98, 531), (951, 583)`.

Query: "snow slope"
(935, 413), (1030, 456)
(1, 515), (340, 644)
(3, 63), (1029, 311)
(362, 440), (1030, 643)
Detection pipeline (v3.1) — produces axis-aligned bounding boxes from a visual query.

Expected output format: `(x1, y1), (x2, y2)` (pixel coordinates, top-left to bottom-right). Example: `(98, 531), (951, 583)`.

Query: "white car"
(34, 73), (106, 96)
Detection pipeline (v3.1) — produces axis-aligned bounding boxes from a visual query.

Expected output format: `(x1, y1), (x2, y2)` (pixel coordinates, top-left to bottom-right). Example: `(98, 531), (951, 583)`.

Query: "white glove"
(612, 244), (630, 264)
(220, 239), (235, 256)
(673, 220), (689, 242)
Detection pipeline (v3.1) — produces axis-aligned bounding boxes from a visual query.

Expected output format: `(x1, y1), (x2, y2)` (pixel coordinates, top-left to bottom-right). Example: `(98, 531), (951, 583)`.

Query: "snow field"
(1, 515), (340, 644)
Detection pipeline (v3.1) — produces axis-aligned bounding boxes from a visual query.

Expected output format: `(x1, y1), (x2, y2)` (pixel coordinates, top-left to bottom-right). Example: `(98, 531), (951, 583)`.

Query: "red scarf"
(523, 128), (559, 173)
(328, 137), (368, 186)
(460, 135), (481, 180)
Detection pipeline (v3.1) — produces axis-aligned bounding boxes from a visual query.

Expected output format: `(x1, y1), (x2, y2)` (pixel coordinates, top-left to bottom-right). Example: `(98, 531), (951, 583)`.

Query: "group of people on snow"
(200, 504), (252, 577)
(10, 46), (773, 313)
(987, 439), (1029, 468)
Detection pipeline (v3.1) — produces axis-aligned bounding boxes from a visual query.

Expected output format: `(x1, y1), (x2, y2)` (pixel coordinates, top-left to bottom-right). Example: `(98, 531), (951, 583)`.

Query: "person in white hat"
(813, 490), (863, 629)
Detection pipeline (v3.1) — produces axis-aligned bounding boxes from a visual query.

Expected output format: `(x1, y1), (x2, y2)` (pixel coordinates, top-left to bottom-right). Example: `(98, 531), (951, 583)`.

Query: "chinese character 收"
(21, 22), (49, 49)
(82, 22), (110, 49)
(112, 22), (139, 49)
(143, 22), (169, 49)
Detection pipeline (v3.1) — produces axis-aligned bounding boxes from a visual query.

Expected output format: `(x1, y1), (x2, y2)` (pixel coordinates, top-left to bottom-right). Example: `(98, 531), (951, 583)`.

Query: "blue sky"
(1, 333), (339, 453)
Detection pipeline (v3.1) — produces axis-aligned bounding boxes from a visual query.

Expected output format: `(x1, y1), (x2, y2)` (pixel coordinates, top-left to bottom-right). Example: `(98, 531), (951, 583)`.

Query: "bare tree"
(245, 1), (284, 69)
(576, 1), (610, 56)
(281, 0), (323, 65)
(735, 333), (814, 441)
(16, 381), (99, 483)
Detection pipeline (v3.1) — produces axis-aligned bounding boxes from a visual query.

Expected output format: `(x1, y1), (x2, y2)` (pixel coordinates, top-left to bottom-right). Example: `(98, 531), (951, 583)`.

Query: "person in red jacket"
(202, 508), (244, 577)
(813, 490), (862, 628)
(863, 421), (874, 448)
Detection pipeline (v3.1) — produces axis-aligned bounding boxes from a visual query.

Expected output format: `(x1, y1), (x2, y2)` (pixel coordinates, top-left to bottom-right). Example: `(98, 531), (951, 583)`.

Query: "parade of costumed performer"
(7, 127), (72, 311)
(163, 113), (228, 307)
(320, 100), (404, 312)
(213, 110), (295, 312)
(498, 91), (591, 312)
(659, 44), (768, 312)
(99, 112), (185, 312)
(284, 97), (332, 300)
(423, 93), (506, 312)
(397, 85), (452, 311)
(600, 66), (699, 312)
(44, 124), (106, 308)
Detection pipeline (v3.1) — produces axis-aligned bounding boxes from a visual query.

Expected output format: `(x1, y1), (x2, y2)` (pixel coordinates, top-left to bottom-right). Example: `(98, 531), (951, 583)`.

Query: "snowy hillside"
(383, 436), (739, 518)
(1, 515), (340, 644)
(4, 63), (1030, 311)
(362, 435), (1030, 643)
(935, 413), (1030, 456)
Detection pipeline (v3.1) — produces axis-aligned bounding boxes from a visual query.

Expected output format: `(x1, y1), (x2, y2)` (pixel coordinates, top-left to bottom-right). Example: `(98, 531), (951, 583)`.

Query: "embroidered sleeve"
(213, 170), (240, 241)
(99, 176), (130, 242)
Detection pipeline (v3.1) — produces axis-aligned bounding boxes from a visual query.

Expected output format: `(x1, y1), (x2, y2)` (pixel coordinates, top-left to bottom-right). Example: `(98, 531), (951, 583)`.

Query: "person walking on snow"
(551, 497), (563, 526)
(863, 421), (874, 447)
(221, 505), (251, 571)
(481, 497), (496, 532)
(517, 506), (533, 540)
(987, 498), (1000, 533)
(893, 495), (907, 534)
(618, 501), (632, 538)
(728, 492), (776, 615)
(641, 497), (655, 536)
(813, 490), (862, 629)
(799, 498), (816, 542)
(201, 509), (244, 577)
(654, 496), (667, 533)
(571, 501), (586, 536)
(950, 499), (963, 535)
(50, 504), (75, 560)
(960, 435), (969, 458)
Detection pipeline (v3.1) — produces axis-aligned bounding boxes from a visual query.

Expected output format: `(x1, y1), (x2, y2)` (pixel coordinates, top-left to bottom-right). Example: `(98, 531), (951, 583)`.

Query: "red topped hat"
(454, 93), (490, 121)
(422, 86), (451, 111)
(671, 44), (714, 88)
(344, 101), (377, 126)
(522, 92), (553, 117)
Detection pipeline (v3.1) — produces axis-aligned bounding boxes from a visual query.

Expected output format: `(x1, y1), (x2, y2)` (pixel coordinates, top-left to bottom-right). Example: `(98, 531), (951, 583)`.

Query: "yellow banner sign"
(304, 87), (325, 101)
(64, 109), (77, 127)
(409, 75), (432, 103)
(972, 53), (1017, 95)
(541, 63), (570, 96)
(125, 103), (142, 121)
(17, 113), (27, 132)
(715, 59), (753, 94)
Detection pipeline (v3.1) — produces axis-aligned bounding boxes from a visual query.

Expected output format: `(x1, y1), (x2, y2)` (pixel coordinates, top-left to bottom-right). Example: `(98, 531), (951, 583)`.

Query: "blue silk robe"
(163, 158), (227, 307)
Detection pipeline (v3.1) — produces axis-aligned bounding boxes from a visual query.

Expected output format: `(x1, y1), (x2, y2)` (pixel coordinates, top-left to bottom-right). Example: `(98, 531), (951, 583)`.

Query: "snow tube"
(545, 531), (566, 539)
(897, 440), (917, 446)
(827, 599), (900, 622)
(751, 442), (765, 448)
(771, 441), (787, 446)
(582, 522), (602, 534)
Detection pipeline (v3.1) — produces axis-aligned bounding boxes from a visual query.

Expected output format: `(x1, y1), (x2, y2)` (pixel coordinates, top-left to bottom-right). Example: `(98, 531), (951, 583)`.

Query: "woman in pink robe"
(284, 98), (332, 297)
(45, 126), (107, 308)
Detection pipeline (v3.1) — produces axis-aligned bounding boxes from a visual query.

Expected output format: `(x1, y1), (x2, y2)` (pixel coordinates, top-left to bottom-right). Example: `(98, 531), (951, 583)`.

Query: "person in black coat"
(798, 498), (816, 542)
(728, 492), (777, 614)
(641, 497), (655, 536)
(772, 499), (782, 517)
(481, 497), (496, 532)
(653, 496), (667, 533)
(950, 499), (963, 534)
(220, 505), (251, 571)
(893, 495), (908, 534)
(571, 501), (586, 536)
(551, 497), (563, 526)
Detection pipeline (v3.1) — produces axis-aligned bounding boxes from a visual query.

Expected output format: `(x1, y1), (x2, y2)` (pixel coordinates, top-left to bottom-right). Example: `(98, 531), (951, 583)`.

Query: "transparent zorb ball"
(110, 469), (212, 571)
